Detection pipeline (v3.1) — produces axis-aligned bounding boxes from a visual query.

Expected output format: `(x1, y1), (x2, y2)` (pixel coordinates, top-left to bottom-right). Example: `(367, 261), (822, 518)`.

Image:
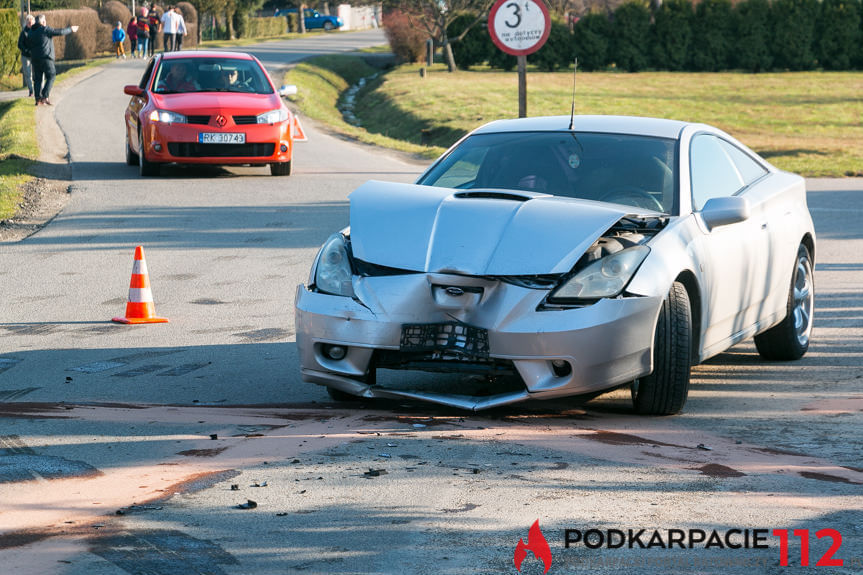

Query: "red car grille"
(233, 115), (257, 125)
(186, 115), (210, 125)
(167, 142), (276, 158)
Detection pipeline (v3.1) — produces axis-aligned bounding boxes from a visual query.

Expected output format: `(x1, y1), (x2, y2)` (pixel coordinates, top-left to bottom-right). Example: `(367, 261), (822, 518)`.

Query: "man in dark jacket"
(26, 15), (79, 106)
(17, 14), (35, 98)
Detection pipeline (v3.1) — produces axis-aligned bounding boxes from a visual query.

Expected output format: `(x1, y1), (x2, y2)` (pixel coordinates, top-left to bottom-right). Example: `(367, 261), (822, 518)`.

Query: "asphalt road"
(0, 30), (861, 575)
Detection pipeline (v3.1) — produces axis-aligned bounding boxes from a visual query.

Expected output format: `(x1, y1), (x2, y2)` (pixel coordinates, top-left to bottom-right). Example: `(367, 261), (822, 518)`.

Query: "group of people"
(16, 5), (189, 105)
(16, 14), (79, 106)
(124, 5), (187, 59)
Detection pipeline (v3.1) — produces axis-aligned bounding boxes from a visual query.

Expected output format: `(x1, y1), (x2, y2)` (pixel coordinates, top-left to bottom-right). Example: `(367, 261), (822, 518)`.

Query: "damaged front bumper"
(295, 273), (662, 410)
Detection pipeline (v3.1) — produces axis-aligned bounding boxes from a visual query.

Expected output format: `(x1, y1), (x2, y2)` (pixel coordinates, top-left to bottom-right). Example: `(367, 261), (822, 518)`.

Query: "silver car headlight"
(148, 109), (186, 124)
(314, 234), (355, 297)
(548, 245), (650, 301)
(257, 108), (289, 124)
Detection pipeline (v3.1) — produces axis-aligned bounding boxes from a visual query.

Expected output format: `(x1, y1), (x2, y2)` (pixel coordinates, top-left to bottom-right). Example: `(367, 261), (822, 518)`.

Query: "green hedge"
(236, 16), (284, 39)
(430, 0), (863, 73)
(0, 9), (19, 78)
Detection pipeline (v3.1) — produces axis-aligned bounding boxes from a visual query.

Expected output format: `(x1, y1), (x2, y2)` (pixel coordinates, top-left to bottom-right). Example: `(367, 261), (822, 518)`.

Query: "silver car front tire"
(632, 281), (692, 415)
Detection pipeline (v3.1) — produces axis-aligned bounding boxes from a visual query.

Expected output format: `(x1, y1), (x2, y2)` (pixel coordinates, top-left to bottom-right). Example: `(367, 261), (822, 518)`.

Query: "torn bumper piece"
(295, 276), (662, 411)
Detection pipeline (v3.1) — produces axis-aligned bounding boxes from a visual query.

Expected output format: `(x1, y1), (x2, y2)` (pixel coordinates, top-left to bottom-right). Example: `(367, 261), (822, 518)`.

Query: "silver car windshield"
(418, 131), (678, 214)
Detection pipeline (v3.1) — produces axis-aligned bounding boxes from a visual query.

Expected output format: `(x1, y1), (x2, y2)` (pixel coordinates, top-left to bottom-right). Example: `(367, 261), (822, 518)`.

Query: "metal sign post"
(488, 0), (550, 118)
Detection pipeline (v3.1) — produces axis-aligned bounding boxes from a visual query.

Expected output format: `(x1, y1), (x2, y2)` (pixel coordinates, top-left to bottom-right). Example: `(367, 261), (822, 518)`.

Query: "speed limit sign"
(488, 0), (551, 57)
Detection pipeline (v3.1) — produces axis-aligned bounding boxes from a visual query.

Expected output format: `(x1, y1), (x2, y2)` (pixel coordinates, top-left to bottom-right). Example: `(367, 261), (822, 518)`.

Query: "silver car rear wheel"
(755, 244), (813, 360)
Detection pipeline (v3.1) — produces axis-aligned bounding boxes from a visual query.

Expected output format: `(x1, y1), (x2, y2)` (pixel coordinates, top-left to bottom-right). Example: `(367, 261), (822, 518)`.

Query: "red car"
(123, 51), (296, 177)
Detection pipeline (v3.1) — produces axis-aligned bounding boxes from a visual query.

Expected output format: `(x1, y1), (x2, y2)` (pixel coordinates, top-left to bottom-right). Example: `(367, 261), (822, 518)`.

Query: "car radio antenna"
(568, 57), (578, 131)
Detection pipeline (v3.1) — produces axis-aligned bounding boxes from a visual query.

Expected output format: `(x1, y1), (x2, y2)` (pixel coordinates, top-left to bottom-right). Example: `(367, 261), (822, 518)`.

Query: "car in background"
(295, 115), (816, 414)
(123, 51), (296, 177)
(278, 8), (343, 30)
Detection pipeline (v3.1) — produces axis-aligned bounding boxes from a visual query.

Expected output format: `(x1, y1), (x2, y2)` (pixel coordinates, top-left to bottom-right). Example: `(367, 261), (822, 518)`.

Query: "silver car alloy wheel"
(793, 252), (814, 347)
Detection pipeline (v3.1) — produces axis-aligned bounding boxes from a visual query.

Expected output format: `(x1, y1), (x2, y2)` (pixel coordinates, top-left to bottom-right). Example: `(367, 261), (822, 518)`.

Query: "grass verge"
(288, 58), (863, 177)
(284, 55), (441, 159)
(0, 57), (110, 221)
(0, 99), (38, 220)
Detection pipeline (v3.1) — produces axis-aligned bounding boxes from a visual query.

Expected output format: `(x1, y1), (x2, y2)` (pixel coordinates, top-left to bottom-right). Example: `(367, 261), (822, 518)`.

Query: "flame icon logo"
(514, 520), (552, 574)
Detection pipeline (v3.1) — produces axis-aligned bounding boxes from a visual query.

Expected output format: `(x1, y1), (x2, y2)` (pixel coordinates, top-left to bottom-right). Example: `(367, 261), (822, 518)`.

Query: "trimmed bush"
(176, 2), (197, 24)
(447, 13), (492, 70)
(487, 46), (517, 70)
(651, 0), (692, 71)
(243, 16), (284, 38)
(816, 0), (860, 70)
(689, 0), (733, 71)
(382, 10), (426, 63)
(573, 12), (611, 71)
(529, 20), (573, 71)
(286, 13), (299, 32)
(732, 0), (773, 71)
(98, 1), (132, 29)
(771, 0), (818, 70)
(611, 1), (651, 72)
(0, 8), (19, 77)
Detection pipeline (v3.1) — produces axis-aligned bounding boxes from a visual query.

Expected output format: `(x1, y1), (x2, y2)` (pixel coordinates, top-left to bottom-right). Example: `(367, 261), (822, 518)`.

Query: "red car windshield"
(152, 58), (273, 95)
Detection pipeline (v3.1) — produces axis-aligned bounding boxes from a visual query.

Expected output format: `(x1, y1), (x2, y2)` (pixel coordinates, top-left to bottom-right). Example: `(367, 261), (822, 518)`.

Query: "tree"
(573, 11), (611, 71)
(732, 0), (772, 72)
(689, 0), (732, 71)
(770, 0), (819, 70)
(650, 0), (692, 71)
(611, 0), (650, 72)
(816, 0), (860, 70)
(392, 0), (494, 72)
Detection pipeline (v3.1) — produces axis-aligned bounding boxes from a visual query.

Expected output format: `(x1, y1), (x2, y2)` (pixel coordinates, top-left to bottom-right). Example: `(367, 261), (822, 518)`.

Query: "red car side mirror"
(124, 85), (144, 96)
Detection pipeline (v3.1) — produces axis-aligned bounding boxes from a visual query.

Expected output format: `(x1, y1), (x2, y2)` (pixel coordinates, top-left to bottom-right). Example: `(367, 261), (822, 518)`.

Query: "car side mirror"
(278, 84), (298, 97)
(701, 196), (751, 230)
(124, 85), (144, 96)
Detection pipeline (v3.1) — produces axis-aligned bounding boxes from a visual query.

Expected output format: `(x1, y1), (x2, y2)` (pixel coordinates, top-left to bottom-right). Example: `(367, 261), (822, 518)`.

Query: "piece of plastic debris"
(252, 481), (268, 487)
(386, 443), (397, 447)
(230, 484), (239, 491)
(276, 512), (288, 516)
(412, 423), (427, 429)
(364, 468), (388, 478)
(379, 453), (392, 458)
(236, 500), (257, 510)
(697, 443), (713, 451)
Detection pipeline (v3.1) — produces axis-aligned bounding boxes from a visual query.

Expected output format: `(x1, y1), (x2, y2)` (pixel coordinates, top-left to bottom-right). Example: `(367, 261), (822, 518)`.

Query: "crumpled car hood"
(349, 181), (646, 276)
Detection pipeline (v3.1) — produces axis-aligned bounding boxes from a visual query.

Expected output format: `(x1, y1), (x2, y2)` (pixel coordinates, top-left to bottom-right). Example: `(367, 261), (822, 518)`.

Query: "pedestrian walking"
(136, 10), (150, 58)
(160, 5), (177, 52)
(25, 14), (79, 106)
(17, 14), (35, 98)
(127, 16), (138, 58)
(112, 21), (127, 58)
(174, 7), (187, 51)
(148, 8), (161, 57)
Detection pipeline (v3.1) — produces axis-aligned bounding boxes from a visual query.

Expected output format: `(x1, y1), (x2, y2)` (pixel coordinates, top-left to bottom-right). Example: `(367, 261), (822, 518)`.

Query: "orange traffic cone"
(112, 246), (169, 324)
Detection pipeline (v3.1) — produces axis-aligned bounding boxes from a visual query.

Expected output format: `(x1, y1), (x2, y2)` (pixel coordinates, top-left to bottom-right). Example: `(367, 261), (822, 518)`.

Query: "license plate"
(400, 322), (489, 359)
(198, 132), (246, 144)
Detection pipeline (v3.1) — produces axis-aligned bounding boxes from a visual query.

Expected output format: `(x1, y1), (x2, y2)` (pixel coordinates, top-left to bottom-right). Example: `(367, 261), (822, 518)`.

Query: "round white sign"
(488, 0), (551, 57)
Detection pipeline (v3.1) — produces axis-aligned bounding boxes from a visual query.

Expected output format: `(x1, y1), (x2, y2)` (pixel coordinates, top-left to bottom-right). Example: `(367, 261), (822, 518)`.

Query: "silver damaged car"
(295, 115), (815, 414)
